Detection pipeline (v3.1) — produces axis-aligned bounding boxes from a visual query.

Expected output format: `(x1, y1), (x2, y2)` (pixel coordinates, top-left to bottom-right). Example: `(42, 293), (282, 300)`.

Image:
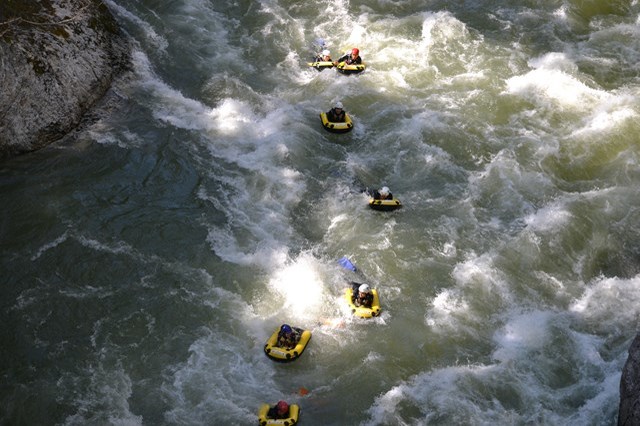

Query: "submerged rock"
(0, 0), (130, 158)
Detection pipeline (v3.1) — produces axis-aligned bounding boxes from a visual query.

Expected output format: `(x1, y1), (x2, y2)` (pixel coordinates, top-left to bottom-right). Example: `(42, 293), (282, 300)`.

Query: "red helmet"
(352, 48), (359, 56)
(277, 401), (289, 414)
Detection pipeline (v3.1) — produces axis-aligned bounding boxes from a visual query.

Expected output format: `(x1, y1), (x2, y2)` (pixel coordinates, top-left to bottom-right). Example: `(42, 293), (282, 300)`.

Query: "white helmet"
(380, 186), (390, 195)
(322, 49), (330, 56)
(358, 284), (371, 293)
(335, 101), (343, 109)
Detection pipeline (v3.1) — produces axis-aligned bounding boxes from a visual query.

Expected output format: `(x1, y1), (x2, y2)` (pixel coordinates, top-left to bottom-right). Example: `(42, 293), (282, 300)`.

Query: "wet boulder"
(0, 0), (130, 158)
(619, 333), (640, 425)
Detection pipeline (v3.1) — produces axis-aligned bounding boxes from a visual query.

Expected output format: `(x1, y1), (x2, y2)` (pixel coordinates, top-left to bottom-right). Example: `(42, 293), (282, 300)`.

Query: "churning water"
(2, 0), (640, 424)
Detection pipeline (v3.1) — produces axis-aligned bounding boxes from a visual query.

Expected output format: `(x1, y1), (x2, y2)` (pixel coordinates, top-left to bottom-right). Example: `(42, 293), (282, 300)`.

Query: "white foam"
(524, 202), (573, 232)
(162, 286), (274, 424)
(364, 364), (517, 425)
(506, 68), (602, 108)
(425, 288), (469, 330)
(492, 310), (553, 363)
(62, 363), (143, 425)
(571, 101), (637, 137)
(31, 231), (70, 260)
(569, 275), (640, 328)
(162, 331), (266, 425)
(528, 52), (578, 74)
(103, 0), (169, 53)
(452, 252), (507, 294)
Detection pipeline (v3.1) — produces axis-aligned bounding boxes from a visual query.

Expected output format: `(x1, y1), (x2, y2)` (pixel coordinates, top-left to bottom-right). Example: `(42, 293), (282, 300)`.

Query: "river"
(2, 0), (640, 424)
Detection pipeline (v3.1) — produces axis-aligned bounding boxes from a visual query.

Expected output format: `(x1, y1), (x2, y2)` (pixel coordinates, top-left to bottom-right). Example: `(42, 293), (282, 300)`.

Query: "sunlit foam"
(364, 351), (383, 363)
(199, 145), (306, 269)
(452, 253), (502, 290)
(207, 99), (254, 134)
(506, 68), (605, 108)
(492, 310), (552, 363)
(524, 203), (572, 232)
(528, 52), (577, 73)
(553, 5), (568, 20)
(365, 364), (500, 425)
(421, 11), (461, 46)
(386, 69), (410, 88)
(328, 214), (348, 231)
(572, 106), (636, 136)
(129, 49), (266, 139)
(448, 253), (515, 316)
(365, 384), (408, 425)
(130, 50), (222, 132)
(425, 289), (469, 329)
(506, 52), (608, 108)
(569, 275), (640, 328)
(268, 255), (325, 318)
(440, 242), (457, 257)
(520, 52), (637, 135)
(206, 226), (289, 268)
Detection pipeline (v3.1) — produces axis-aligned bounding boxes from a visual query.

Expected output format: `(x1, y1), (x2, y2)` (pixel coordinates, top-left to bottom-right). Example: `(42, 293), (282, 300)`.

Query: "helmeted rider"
(335, 48), (362, 65)
(326, 101), (346, 123)
(267, 400), (290, 419)
(315, 49), (332, 62)
(353, 283), (374, 308)
(372, 186), (393, 200)
(277, 324), (299, 349)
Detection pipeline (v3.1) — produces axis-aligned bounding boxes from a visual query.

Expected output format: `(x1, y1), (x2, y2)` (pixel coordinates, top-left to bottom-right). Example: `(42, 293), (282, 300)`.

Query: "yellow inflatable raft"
(264, 327), (312, 362)
(258, 403), (300, 426)
(336, 62), (366, 75)
(345, 288), (381, 318)
(368, 197), (402, 211)
(319, 112), (353, 133)
(307, 61), (334, 70)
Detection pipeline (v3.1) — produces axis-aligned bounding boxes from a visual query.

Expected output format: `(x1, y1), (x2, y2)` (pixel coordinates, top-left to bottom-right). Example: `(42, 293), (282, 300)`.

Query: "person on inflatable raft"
(268, 400), (290, 419)
(352, 283), (374, 308)
(314, 49), (332, 63)
(371, 186), (393, 200)
(334, 48), (362, 66)
(326, 101), (346, 123)
(277, 324), (300, 349)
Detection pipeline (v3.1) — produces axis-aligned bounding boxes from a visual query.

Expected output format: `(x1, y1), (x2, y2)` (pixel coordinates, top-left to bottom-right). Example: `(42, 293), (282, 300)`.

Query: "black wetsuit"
(337, 53), (362, 65)
(277, 328), (301, 348)
(267, 406), (289, 419)
(372, 190), (393, 200)
(326, 108), (346, 122)
(351, 281), (374, 308)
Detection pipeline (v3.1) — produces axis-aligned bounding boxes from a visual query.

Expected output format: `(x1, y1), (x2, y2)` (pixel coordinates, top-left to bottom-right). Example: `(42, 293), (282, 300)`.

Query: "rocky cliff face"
(0, 0), (130, 158)
(619, 334), (640, 425)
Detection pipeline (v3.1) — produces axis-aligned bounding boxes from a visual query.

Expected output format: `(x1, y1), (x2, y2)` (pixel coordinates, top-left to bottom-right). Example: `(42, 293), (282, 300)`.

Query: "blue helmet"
(281, 324), (292, 333)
